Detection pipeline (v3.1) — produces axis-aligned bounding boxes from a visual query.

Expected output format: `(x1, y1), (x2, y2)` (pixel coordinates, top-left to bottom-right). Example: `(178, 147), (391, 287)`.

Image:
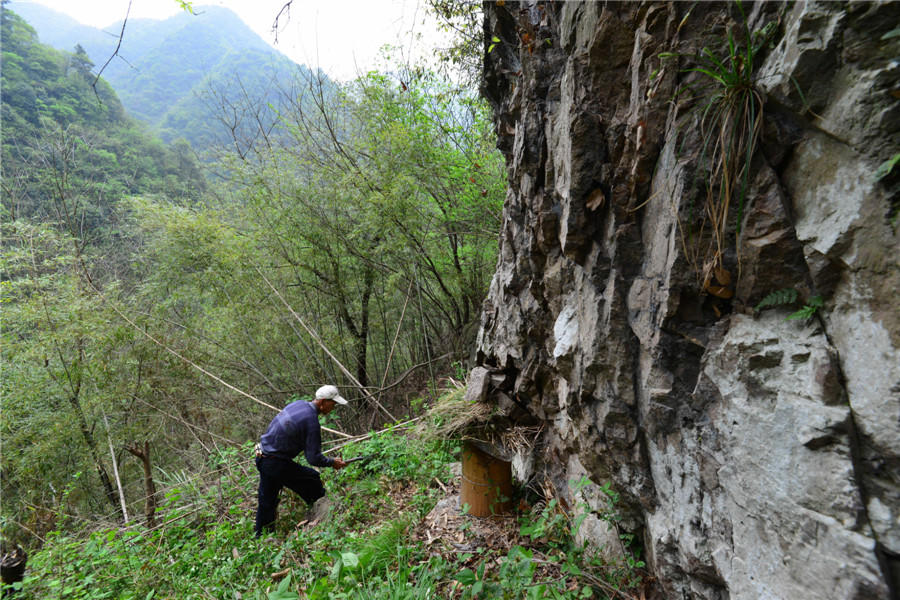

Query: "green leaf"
(786, 295), (823, 321)
(341, 552), (360, 570)
(272, 549), (285, 568)
(267, 574), (301, 600)
(456, 569), (477, 585)
(874, 152), (900, 181)
(268, 581), (300, 600)
(755, 288), (798, 311)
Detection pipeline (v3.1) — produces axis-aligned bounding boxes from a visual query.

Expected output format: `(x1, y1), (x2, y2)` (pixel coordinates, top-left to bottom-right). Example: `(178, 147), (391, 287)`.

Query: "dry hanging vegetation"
(422, 377), (543, 459)
(662, 2), (781, 297)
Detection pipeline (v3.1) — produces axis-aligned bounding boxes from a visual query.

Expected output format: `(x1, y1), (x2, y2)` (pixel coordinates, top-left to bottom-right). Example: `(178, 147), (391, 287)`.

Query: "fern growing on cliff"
(754, 288), (798, 311)
(755, 288), (823, 322)
(785, 295), (823, 321)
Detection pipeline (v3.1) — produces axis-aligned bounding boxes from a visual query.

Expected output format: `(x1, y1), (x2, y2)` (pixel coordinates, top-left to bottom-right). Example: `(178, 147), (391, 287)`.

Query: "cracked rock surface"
(476, 2), (900, 598)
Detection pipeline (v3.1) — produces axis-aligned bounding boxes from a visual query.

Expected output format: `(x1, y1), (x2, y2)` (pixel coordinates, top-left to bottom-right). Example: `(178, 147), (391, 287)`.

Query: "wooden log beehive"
(460, 442), (513, 517)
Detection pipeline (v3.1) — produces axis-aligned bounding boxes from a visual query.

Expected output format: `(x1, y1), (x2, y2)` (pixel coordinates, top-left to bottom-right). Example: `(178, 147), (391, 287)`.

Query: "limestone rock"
(477, 1), (900, 597)
(465, 367), (492, 404)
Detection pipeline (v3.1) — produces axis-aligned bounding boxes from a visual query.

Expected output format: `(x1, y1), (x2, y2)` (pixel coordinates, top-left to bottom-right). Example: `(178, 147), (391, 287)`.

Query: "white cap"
(315, 385), (347, 405)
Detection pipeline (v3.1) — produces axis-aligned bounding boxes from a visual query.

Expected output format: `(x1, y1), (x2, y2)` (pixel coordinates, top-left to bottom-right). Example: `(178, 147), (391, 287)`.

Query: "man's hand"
(332, 458), (347, 470)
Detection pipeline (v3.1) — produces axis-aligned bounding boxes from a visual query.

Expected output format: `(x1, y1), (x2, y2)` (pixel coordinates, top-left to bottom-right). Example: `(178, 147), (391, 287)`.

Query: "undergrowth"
(5, 423), (645, 599)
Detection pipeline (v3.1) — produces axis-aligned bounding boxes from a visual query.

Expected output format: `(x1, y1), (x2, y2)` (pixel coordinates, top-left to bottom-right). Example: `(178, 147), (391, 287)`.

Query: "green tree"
(1, 221), (122, 527)
(67, 43), (94, 77)
(210, 63), (503, 410)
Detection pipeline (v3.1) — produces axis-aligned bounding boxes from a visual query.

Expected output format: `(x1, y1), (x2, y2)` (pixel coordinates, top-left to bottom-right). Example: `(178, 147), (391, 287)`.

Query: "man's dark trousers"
(255, 456), (325, 537)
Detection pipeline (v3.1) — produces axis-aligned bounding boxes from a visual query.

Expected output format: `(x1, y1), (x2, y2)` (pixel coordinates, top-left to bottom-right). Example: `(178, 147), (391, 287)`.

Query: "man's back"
(259, 400), (331, 467)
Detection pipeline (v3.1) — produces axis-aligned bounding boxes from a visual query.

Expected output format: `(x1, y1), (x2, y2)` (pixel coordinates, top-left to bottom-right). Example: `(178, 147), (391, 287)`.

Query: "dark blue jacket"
(259, 401), (334, 467)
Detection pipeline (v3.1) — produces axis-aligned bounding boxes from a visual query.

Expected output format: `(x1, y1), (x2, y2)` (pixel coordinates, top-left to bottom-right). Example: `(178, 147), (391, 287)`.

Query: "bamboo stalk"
(379, 279), (415, 399)
(415, 265), (436, 392)
(102, 410), (129, 523)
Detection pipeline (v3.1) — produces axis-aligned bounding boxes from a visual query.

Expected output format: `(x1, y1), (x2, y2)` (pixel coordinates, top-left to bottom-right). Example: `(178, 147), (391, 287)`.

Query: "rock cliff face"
(476, 1), (900, 598)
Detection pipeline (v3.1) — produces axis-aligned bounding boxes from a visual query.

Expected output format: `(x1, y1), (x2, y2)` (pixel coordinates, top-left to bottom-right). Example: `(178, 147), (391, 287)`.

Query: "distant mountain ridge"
(9, 2), (307, 151)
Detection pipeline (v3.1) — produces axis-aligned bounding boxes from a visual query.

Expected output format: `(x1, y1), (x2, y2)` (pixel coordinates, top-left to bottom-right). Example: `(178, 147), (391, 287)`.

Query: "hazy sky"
(14, 0), (446, 80)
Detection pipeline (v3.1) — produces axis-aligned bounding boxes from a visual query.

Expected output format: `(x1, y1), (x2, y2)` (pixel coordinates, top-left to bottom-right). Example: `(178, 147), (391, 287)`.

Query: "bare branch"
(91, 0), (132, 98)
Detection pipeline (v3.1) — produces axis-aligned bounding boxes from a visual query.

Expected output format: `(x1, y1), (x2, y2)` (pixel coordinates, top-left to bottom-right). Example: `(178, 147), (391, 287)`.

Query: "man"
(254, 385), (348, 537)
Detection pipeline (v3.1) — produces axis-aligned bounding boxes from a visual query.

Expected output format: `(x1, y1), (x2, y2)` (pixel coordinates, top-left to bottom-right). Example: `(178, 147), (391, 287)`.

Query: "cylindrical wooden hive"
(460, 441), (513, 517)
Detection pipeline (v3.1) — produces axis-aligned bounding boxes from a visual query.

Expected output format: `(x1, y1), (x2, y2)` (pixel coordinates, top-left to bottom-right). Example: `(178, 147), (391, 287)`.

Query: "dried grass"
(420, 379), (543, 462)
(422, 379), (494, 440)
(499, 424), (543, 455)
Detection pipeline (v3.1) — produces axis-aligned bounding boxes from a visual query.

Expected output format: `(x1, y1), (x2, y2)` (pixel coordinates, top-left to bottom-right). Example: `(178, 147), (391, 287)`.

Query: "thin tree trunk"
(67, 379), (120, 516)
(126, 441), (158, 528)
(355, 266), (374, 390)
(416, 265), (436, 392)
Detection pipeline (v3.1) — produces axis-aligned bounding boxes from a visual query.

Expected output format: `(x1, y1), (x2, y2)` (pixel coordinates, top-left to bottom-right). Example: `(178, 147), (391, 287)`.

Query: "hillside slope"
(0, 6), (205, 221)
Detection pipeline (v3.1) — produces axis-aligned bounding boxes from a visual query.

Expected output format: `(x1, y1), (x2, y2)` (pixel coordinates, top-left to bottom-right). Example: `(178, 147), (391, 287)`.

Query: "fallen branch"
(323, 417), (424, 452)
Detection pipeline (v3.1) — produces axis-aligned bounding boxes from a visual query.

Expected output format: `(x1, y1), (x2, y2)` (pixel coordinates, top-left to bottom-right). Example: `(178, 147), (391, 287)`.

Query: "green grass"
(5, 427), (645, 599)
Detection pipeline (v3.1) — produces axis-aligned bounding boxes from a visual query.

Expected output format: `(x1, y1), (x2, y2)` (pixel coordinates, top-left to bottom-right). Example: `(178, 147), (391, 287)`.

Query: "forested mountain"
(8, 2), (302, 151)
(0, 5), (206, 223)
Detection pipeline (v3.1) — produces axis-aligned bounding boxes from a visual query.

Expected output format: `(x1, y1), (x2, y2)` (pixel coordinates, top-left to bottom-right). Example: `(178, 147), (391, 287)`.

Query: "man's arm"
(303, 422), (334, 467)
